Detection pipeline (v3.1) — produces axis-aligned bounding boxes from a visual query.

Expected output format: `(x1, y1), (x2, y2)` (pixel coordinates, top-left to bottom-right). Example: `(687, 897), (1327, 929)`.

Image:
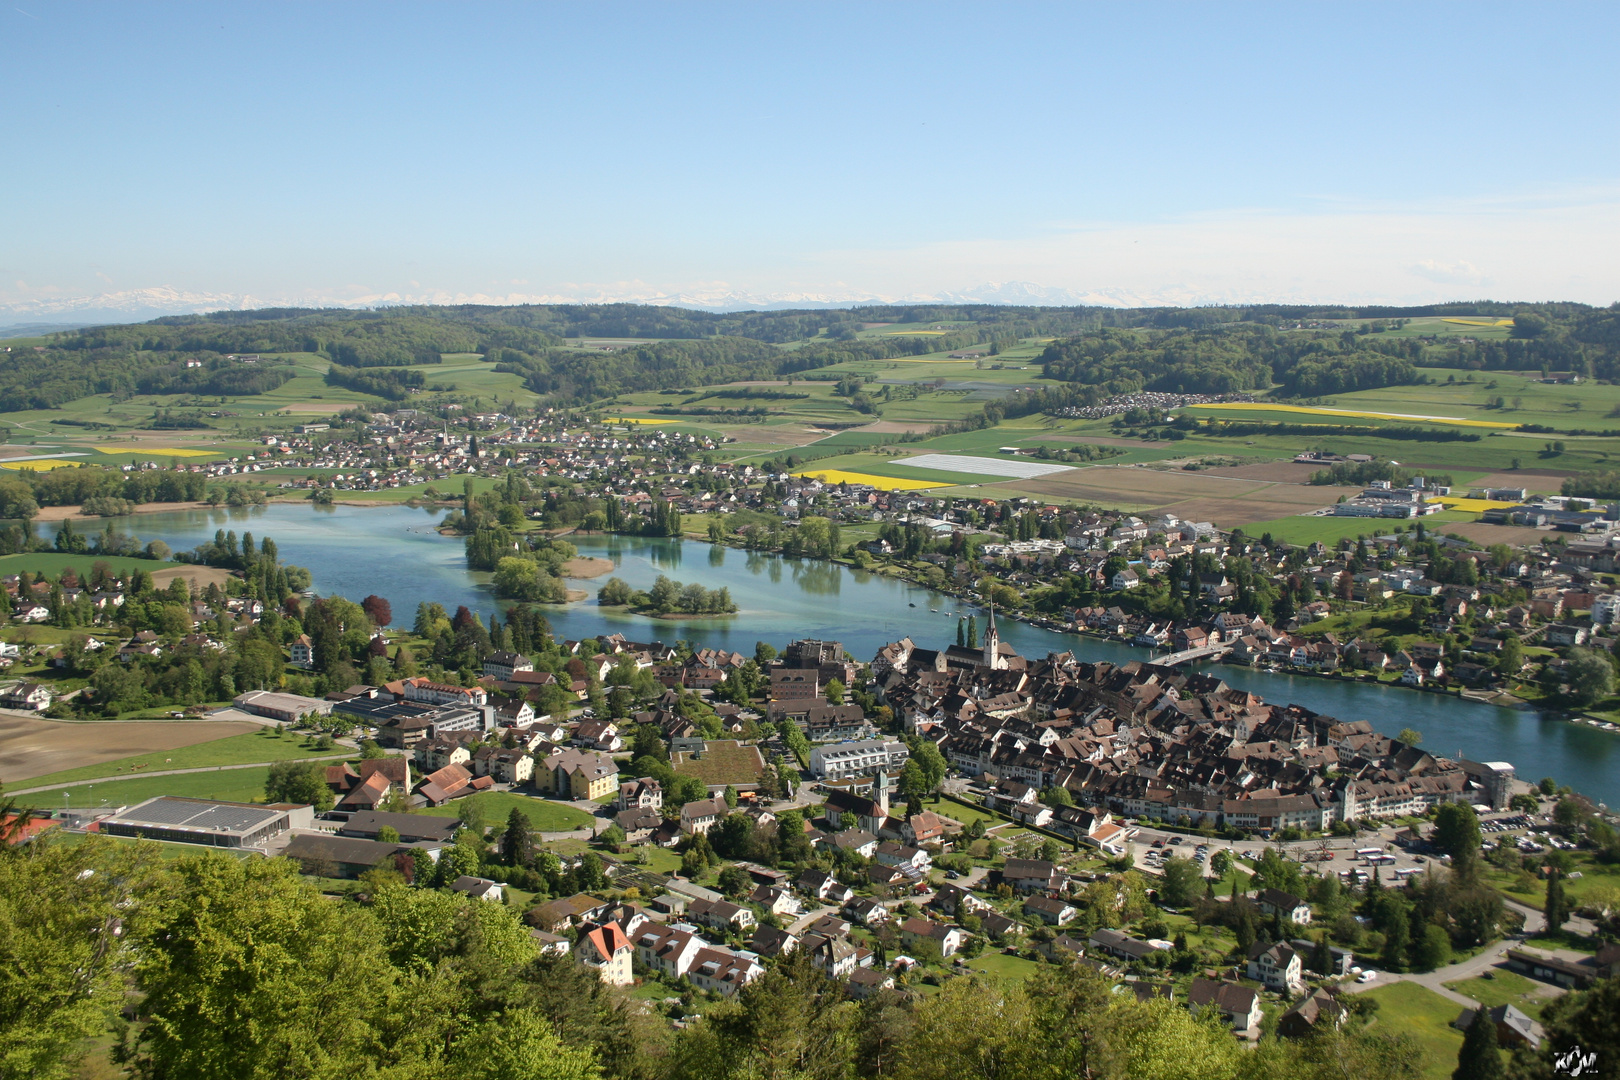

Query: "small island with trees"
(597, 573), (737, 617)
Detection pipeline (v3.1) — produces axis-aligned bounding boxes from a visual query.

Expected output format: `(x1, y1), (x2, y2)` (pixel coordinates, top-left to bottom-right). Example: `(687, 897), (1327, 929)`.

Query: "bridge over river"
(1151, 643), (1233, 667)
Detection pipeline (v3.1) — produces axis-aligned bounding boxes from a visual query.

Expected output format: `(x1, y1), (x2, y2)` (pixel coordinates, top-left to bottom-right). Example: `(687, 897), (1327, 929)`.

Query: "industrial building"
(99, 797), (312, 848)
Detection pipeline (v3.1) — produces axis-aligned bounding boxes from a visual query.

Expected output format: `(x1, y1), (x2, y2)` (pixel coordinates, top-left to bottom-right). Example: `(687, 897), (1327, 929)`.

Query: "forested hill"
(2, 299), (1617, 411)
(1037, 305), (1620, 400)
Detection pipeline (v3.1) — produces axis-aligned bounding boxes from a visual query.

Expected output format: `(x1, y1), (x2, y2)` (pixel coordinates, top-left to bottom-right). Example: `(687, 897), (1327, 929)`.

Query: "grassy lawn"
(627, 845), (684, 874)
(0, 551), (196, 580)
(965, 951), (1044, 981)
(461, 791), (595, 832)
(1358, 981), (1470, 1080)
(16, 731), (349, 790)
(17, 766), (276, 809)
(1443, 969), (1559, 1022)
(937, 794), (1001, 829)
(1481, 853), (1620, 909)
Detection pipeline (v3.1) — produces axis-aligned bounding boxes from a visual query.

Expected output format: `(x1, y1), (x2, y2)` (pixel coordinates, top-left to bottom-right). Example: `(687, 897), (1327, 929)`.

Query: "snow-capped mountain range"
(0, 281), (1194, 331)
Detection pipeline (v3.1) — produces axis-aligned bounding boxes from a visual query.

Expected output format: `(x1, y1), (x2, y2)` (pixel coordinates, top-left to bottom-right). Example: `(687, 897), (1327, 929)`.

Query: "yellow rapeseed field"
(1182, 402), (1518, 429)
(793, 468), (944, 491)
(1426, 497), (1525, 513)
(97, 446), (219, 456)
(603, 417), (676, 426)
(1440, 318), (1515, 328)
(1, 459), (82, 471)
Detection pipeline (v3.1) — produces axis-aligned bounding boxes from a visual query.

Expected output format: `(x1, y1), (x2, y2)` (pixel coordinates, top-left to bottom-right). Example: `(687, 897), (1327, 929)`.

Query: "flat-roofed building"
(233, 690), (334, 723)
(100, 797), (312, 848)
(809, 738), (908, 780)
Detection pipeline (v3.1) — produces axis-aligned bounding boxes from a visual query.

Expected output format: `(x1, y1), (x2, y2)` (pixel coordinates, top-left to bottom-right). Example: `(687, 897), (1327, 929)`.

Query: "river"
(49, 503), (1620, 806)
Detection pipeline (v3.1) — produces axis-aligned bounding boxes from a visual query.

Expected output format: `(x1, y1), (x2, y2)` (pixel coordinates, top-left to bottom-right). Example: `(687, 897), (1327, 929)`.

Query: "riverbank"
(37, 502), (1617, 804)
(32, 500), (212, 522)
(596, 602), (739, 621)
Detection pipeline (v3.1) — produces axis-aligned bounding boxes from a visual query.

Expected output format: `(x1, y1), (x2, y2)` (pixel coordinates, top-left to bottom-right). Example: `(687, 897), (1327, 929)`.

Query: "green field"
(1321, 367), (1620, 431)
(0, 551), (194, 580)
(15, 731), (350, 789)
(16, 766), (276, 809)
(458, 790), (596, 832)
(966, 952), (1043, 981)
(1443, 969), (1557, 1022)
(1356, 982), (1471, 1080)
(1235, 511), (1477, 547)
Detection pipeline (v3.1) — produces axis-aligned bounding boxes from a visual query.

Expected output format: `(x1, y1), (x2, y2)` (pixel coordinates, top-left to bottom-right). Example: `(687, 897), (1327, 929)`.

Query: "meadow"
(1353, 982), (1470, 1080)
(11, 729), (346, 788)
(457, 790), (596, 832)
(14, 765), (277, 809)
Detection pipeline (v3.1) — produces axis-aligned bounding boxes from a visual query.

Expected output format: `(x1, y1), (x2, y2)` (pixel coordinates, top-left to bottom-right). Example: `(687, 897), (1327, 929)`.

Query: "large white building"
(809, 738), (909, 780)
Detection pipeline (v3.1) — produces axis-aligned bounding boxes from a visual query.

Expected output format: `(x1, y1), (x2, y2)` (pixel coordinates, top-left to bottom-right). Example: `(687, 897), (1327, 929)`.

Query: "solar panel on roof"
(115, 798), (278, 833)
(120, 798), (218, 826)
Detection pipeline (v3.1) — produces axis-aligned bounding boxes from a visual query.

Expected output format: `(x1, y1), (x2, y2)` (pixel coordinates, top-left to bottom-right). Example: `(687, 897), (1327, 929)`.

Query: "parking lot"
(1127, 806), (1556, 885)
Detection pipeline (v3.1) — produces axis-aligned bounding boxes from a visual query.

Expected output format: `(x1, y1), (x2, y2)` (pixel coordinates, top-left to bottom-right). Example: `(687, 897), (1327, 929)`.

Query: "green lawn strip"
(461, 790), (595, 832)
(0, 551), (195, 580)
(1357, 981), (1471, 1080)
(13, 731), (345, 789)
(1442, 969), (1555, 1021)
(1233, 515), (1467, 548)
(17, 766), (276, 809)
(965, 952), (1044, 981)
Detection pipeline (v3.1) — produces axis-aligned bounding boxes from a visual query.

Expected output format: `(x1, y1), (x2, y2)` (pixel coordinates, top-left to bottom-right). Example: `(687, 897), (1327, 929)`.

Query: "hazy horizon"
(5, 1), (1618, 317)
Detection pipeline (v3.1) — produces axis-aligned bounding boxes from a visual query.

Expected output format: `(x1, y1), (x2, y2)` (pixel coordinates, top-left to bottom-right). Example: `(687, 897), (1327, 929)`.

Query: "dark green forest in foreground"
(1, 300), (1618, 411)
(6, 833), (1617, 1080)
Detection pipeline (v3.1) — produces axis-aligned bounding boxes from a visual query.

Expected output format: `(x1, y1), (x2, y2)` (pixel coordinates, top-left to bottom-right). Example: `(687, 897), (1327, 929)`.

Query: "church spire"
(983, 603), (1004, 669)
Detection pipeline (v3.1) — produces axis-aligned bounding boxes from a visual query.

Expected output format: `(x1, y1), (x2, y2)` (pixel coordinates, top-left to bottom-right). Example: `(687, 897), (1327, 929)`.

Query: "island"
(597, 573), (736, 617)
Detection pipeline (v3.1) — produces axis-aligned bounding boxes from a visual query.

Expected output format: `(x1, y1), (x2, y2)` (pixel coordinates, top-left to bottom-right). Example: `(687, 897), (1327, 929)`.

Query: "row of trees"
(597, 575), (737, 616)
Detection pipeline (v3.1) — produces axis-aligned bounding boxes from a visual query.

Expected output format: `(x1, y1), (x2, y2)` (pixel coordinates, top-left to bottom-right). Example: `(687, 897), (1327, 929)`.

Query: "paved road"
(9, 752), (355, 795)
(1342, 896), (1595, 1011)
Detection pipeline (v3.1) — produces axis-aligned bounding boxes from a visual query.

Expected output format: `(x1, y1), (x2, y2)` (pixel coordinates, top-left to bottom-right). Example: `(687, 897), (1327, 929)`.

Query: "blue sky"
(3, 1), (1618, 311)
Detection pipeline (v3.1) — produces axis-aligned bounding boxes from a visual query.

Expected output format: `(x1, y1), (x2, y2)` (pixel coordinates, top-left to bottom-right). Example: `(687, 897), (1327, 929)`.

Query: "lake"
(51, 502), (1620, 806)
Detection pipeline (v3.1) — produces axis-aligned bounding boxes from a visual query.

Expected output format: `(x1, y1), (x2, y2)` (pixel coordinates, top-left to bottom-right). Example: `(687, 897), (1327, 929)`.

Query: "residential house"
(898, 917), (962, 957)
(688, 898), (757, 934)
(680, 796), (729, 835)
(449, 876), (505, 902)
(1187, 978), (1261, 1032)
(1088, 928), (1160, 963)
(1256, 888), (1312, 925)
(531, 893), (611, 933)
(543, 748), (620, 800)
(688, 947), (763, 997)
(618, 776), (663, 812)
(1278, 989), (1347, 1039)
(1452, 1004), (1543, 1051)
(846, 967), (895, 999)
(1024, 896), (1077, 925)
(1002, 858), (1063, 894)
(576, 922), (634, 986)
(632, 924), (704, 978)
(796, 869), (854, 904)
(1246, 941), (1305, 994)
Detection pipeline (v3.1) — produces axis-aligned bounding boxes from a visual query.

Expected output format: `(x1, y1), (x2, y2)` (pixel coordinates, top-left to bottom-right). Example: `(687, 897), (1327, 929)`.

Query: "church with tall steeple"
(983, 605), (1007, 670)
